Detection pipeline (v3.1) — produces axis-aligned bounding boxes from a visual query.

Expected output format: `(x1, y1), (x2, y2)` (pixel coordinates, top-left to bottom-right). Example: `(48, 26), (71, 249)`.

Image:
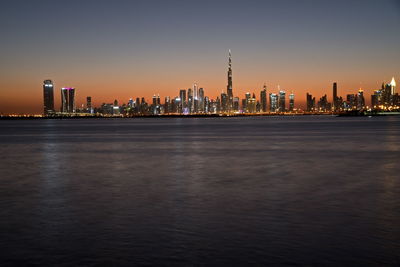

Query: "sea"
(0, 116), (399, 266)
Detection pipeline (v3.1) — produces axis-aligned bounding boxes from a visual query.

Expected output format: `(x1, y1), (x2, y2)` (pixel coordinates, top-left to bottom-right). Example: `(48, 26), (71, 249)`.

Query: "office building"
(43, 80), (54, 115)
(61, 87), (75, 113)
(260, 84), (267, 112)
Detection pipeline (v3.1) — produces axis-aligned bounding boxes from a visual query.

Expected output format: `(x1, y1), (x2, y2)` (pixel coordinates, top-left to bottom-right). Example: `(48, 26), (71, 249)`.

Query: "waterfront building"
(233, 97), (240, 112)
(269, 93), (278, 112)
(333, 82), (338, 111)
(86, 96), (92, 113)
(306, 93), (315, 112)
(227, 50), (233, 112)
(43, 80), (54, 116)
(278, 90), (286, 112)
(198, 87), (204, 113)
(346, 94), (356, 110)
(260, 84), (267, 112)
(247, 93), (256, 113)
(318, 94), (329, 111)
(289, 93), (295, 112)
(221, 93), (228, 113)
(357, 89), (365, 110)
(188, 88), (193, 113)
(61, 87), (75, 113)
(179, 89), (186, 113)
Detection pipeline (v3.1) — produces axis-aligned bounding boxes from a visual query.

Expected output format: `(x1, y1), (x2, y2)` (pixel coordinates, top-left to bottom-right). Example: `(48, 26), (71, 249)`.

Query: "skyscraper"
(260, 84), (267, 112)
(188, 88), (193, 113)
(278, 90), (286, 112)
(289, 93), (295, 112)
(86, 96), (92, 113)
(333, 82), (338, 111)
(43, 80), (54, 115)
(61, 87), (75, 113)
(269, 93), (278, 112)
(179, 89), (186, 113)
(357, 88), (365, 110)
(306, 93), (315, 112)
(198, 87), (204, 113)
(227, 50), (233, 112)
(390, 77), (396, 95)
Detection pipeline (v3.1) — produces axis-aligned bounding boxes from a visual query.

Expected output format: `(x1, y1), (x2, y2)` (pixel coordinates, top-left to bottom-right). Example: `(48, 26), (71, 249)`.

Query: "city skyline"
(0, 0), (400, 114)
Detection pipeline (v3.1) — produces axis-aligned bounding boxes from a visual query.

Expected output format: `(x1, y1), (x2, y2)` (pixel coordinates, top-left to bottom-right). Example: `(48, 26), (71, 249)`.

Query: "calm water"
(0, 116), (399, 266)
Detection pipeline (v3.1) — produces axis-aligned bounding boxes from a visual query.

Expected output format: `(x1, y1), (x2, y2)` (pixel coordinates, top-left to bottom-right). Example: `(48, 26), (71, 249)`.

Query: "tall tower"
(333, 82), (338, 111)
(61, 87), (75, 113)
(390, 77), (396, 95)
(43, 80), (54, 116)
(227, 49), (233, 112)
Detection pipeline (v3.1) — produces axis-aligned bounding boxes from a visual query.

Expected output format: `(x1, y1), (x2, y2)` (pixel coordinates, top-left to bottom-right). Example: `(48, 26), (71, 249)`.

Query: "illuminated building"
(204, 96), (210, 113)
(289, 93), (295, 112)
(113, 99), (120, 115)
(227, 50), (233, 112)
(199, 87), (204, 113)
(188, 88), (193, 113)
(221, 93), (228, 113)
(179, 89), (186, 113)
(318, 94), (329, 111)
(269, 93), (278, 112)
(233, 97), (239, 112)
(86, 96), (92, 113)
(43, 80), (54, 116)
(193, 83), (199, 113)
(346, 94), (356, 110)
(278, 90), (286, 112)
(61, 87), (75, 113)
(260, 84), (267, 112)
(164, 96), (171, 114)
(247, 93), (256, 113)
(357, 89), (365, 110)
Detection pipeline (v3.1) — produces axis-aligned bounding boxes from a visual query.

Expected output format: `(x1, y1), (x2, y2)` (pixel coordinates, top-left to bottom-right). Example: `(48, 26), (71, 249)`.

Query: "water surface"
(0, 116), (399, 265)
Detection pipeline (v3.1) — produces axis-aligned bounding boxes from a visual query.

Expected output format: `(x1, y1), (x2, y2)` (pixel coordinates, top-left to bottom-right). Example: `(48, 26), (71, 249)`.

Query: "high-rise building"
(357, 89), (365, 110)
(278, 90), (286, 112)
(333, 82), (338, 111)
(86, 96), (92, 113)
(269, 93), (278, 112)
(289, 93), (295, 112)
(260, 84), (267, 112)
(247, 93), (256, 113)
(61, 87), (75, 113)
(233, 97), (240, 112)
(346, 94), (356, 110)
(43, 80), (54, 115)
(188, 88), (193, 113)
(221, 93), (228, 113)
(306, 93), (315, 112)
(390, 77), (396, 95)
(164, 96), (170, 114)
(179, 89), (186, 113)
(318, 95), (329, 111)
(227, 50), (233, 112)
(193, 83), (199, 113)
(198, 87), (204, 113)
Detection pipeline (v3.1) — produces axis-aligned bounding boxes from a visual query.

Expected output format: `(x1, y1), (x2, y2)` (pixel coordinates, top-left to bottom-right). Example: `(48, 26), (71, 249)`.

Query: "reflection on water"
(0, 116), (399, 265)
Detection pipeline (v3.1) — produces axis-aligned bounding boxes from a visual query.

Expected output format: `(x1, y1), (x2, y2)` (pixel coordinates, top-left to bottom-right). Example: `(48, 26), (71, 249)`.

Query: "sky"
(0, 0), (399, 114)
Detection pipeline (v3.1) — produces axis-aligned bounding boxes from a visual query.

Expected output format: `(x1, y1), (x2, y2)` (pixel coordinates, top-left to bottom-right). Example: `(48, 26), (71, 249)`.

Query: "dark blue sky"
(0, 0), (399, 113)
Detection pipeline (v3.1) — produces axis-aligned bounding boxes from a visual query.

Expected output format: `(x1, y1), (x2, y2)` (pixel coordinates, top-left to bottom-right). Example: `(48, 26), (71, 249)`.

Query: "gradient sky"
(0, 0), (399, 114)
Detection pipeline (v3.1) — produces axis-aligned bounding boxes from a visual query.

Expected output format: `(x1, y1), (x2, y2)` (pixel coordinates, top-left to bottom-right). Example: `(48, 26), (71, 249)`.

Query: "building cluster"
(305, 78), (397, 112)
(42, 52), (398, 116)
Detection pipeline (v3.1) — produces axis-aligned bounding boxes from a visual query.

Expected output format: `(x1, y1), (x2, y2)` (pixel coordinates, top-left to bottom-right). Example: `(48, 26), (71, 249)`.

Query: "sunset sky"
(0, 0), (399, 114)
